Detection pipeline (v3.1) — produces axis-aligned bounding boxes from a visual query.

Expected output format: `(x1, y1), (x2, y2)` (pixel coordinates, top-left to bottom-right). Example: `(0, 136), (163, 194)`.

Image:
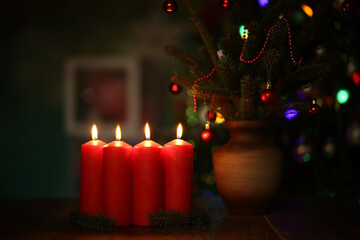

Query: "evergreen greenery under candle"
(147, 209), (211, 227)
(69, 210), (117, 231)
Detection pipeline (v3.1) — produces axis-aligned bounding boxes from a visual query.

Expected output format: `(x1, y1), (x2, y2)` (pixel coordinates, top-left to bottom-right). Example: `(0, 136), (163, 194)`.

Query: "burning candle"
(133, 122), (164, 226)
(102, 125), (133, 226)
(163, 123), (193, 213)
(80, 124), (106, 214)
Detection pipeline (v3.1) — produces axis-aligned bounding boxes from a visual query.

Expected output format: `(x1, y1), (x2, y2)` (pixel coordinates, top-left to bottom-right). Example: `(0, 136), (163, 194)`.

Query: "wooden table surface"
(1, 195), (360, 240)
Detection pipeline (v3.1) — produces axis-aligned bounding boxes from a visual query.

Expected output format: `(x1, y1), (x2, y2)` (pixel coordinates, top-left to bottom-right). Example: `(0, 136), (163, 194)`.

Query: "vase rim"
(224, 120), (268, 129)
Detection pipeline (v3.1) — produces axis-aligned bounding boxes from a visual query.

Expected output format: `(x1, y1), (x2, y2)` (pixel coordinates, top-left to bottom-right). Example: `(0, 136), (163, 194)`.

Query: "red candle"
(163, 123), (193, 213)
(133, 122), (164, 226)
(103, 125), (132, 226)
(80, 124), (106, 215)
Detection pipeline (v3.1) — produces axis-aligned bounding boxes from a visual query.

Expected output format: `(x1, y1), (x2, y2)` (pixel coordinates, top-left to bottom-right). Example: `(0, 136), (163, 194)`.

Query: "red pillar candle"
(133, 122), (164, 226)
(103, 125), (132, 226)
(163, 123), (193, 213)
(80, 124), (106, 215)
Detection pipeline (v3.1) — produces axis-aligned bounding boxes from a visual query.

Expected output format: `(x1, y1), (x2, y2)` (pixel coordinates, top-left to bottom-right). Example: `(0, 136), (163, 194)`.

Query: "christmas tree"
(167, 0), (340, 120)
(165, 0), (360, 197)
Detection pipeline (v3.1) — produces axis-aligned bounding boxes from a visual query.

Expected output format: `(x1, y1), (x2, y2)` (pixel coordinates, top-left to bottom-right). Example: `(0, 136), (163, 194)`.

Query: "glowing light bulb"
(353, 72), (360, 85)
(284, 109), (298, 120)
(258, 0), (269, 7)
(301, 4), (313, 17)
(336, 89), (349, 104)
(239, 25), (249, 39)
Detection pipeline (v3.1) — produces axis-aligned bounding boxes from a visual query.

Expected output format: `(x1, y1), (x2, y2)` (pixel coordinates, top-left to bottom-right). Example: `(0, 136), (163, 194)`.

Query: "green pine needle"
(69, 210), (117, 232)
(146, 209), (211, 228)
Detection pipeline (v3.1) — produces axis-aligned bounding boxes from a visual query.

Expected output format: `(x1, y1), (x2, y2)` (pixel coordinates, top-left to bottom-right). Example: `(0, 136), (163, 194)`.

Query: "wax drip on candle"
(92, 124), (98, 145)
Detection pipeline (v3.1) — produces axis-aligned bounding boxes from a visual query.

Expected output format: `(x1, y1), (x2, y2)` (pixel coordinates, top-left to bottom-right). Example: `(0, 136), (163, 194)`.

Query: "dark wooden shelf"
(1, 195), (360, 239)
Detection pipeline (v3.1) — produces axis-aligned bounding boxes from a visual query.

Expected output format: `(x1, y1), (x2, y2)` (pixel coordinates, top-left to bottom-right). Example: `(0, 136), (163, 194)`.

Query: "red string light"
(240, 17), (302, 67)
(193, 67), (216, 112)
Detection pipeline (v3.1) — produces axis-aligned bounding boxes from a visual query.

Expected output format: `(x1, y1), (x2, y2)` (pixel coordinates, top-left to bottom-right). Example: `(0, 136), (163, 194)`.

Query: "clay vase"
(213, 120), (282, 215)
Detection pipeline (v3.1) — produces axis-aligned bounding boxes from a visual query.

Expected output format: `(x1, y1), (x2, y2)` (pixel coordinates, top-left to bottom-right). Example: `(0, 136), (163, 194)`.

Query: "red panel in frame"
(65, 57), (141, 141)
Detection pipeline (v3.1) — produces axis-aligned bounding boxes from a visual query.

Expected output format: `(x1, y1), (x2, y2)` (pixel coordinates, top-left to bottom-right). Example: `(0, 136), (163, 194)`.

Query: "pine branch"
(213, 94), (238, 120)
(287, 63), (331, 85)
(183, 0), (225, 85)
(193, 85), (229, 96)
(258, 0), (288, 33)
(197, 45), (214, 68)
(166, 46), (207, 75)
(69, 210), (117, 232)
(146, 209), (211, 228)
(171, 73), (195, 88)
(218, 26), (242, 66)
(218, 55), (239, 91)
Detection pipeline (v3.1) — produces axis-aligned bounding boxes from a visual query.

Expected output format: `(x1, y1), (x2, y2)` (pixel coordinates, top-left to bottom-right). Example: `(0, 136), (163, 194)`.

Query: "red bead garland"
(192, 68), (216, 112)
(240, 17), (302, 67)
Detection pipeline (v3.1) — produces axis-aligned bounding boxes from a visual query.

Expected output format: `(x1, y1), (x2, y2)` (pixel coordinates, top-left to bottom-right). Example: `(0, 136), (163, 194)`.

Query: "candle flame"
(92, 124), (98, 141)
(116, 124), (121, 141)
(177, 123), (183, 139)
(145, 122), (150, 140)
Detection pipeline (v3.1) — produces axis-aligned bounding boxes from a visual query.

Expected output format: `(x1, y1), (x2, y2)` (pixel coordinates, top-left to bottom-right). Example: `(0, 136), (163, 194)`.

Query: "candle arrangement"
(80, 122), (194, 227)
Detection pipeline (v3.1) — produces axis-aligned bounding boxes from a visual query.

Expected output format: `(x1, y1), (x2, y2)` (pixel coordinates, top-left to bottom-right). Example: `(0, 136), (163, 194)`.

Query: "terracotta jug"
(213, 120), (283, 214)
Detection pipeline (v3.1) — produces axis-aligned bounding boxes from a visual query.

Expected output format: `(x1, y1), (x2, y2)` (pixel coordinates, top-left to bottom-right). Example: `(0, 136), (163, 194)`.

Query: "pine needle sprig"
(171, 73), (195, 88)
(166, 46), (208, 76)
(218, 55), (239, 91)
(193, 85), (230, 96)
(284, 62), (331, 92)
(147, 209), (211, 228)
(69, 210), (117, 232)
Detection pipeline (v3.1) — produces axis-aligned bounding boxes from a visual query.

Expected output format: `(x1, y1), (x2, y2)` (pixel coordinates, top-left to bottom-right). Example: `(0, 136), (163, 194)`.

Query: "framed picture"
(64, 57), (141, 141)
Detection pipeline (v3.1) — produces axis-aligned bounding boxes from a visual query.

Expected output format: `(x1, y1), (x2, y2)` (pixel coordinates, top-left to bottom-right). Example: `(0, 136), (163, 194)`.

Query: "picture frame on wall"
(64, 56), (141, 141)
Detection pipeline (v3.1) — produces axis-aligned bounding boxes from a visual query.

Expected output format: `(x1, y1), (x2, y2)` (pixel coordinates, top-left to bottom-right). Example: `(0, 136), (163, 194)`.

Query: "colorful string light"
(239, 25), (249, 39)
(240, 17), (302, 67)
(336, 89), (350, 104)
(301, 4), (313, 17)
(192, 68), (216, 112)
(258, 0), (269, 7)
